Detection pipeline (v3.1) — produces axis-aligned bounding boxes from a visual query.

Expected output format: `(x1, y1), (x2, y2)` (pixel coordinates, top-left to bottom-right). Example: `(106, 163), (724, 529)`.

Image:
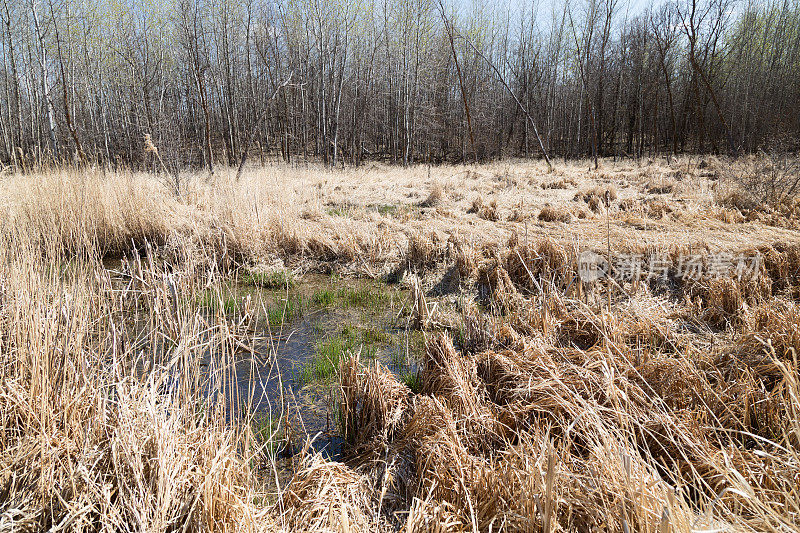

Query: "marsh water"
(104, 260), (419, 463)
(220, 295), (419, 459)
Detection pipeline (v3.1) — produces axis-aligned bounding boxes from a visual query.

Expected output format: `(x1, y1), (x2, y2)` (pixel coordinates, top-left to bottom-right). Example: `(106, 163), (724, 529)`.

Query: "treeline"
(1, 0), (799, 171)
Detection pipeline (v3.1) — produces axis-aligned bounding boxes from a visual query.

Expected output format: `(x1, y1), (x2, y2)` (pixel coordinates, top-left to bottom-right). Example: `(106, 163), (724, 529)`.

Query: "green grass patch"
(369, 203), (398, 216)
(400, 371), (422, 393)
(326, 206), (349, 217)
(310, 284), (389, 310)
(360, 325), (390, 344)
(311, 288), (336, 307)
(265, 294), (303, 328)
(299, 334), (352, 384)
(196, 288), (238, 314)
(298, 324), (388, 385)
(242, 269), (296, 289)
(337, 286), (388, 309)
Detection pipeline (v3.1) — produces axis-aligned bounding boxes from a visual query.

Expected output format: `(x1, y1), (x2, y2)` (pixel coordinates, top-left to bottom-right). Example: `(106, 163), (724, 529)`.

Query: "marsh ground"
(1, 157), (799, 531)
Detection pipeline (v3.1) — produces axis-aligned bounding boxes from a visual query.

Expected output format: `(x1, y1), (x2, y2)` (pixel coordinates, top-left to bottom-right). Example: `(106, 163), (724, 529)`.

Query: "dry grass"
(646, 181), (675, 194)
(574, 184), (618, 213)
(1, 157), (800, 531)
(538, 204), (573, 223)
(716, 186), (761, 213)
(0, 231), (273, 531)
(645, 198), (675, 218)
(466, 196), (499, 221)
(419, 182), (445, 208)
(337, 289), (800, 530)
(541, 177), (577, 189)
(276, 454), (379, 531)
(506, 207), (529, 222)
(2, 157), (797, 264)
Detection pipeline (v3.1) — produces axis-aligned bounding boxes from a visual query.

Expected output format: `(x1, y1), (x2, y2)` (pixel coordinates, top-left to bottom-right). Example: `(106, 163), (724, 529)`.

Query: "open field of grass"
(1, 157), (799, 531)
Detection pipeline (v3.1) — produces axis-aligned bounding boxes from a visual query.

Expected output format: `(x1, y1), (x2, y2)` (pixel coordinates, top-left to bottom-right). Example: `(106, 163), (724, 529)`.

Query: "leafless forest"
(1, 0), (799, 172)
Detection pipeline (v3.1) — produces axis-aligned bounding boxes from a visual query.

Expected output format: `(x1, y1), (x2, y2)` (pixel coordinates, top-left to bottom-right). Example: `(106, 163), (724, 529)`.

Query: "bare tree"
(1, 0), (798, 170)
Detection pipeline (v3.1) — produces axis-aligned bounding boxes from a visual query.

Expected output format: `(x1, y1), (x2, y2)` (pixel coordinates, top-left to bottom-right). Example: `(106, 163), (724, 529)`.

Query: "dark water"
(231, 302), (419, 459)
(104, 259), (417, 461)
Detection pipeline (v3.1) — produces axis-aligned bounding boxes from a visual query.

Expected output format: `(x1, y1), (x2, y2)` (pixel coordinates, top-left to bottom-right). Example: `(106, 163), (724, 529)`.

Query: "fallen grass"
(2, 159), (800, 532)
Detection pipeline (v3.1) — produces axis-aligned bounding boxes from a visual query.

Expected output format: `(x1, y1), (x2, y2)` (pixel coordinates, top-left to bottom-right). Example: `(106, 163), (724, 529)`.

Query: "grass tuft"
(242, 269), (296, 289)
(418, 183), (444, 208)
(400, 370), (422, 393)
(538, 204), (573, 223)
(196, 288), (238, 314)
(311, 288), (336, 306)
(299, 324), (388, 384)
(266, 294), (303, 327)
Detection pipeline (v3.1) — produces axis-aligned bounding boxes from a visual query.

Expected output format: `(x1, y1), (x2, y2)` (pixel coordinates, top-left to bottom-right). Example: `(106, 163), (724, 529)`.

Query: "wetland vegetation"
(1, 158), (799, 531)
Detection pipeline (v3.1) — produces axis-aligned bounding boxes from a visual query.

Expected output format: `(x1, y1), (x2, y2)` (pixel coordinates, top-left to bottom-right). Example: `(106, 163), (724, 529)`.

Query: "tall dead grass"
(2, 163), (800, 531)
(334, 239), (800, 530)
(338, 315), (800, 531)
(0, 226), (277, 531)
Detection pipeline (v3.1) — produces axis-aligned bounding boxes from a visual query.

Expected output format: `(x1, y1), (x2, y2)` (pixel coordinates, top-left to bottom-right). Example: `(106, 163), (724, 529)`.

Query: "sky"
(455, 0), (657, 29)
